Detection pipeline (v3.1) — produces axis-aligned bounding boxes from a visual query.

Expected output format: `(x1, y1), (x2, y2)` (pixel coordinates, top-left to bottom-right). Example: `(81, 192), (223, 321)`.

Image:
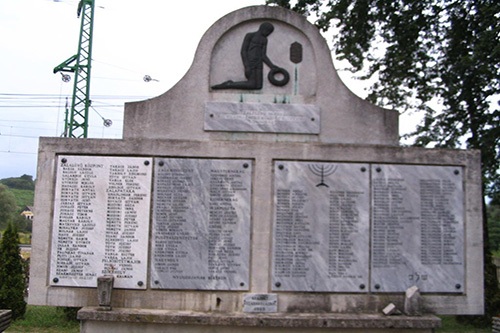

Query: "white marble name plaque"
(243, 294), (278, 313)
(272, 161), (370, 292)
(151, 158), (252, 290)
(50, 155), (152, 289)
(204, 102), (320, 134)
(371, 164), (464, 293)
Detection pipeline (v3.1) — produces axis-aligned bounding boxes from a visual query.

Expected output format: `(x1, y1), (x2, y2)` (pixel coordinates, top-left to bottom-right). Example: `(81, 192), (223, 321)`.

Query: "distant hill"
(0, 175), (35, 211)
(9, 188), (35, 210)
(0, 174), (35, 191)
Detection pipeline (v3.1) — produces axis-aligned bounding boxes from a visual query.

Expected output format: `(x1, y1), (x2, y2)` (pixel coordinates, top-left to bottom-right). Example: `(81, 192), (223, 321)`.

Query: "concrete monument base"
(78, 307), (441, 333)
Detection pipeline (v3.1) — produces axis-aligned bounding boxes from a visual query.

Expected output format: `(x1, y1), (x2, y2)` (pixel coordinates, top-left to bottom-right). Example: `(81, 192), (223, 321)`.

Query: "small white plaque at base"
(243, 294), (278, 313)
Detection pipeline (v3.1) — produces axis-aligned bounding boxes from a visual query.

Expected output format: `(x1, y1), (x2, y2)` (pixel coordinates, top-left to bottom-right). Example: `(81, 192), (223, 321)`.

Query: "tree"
(0, 222), (27, 319)
(266, 0), (499, 195)
(13, 213), (32, 234)
(488, 201), (500, 253)
(267, 0), (500, 326)
(0, 184), (17, 230)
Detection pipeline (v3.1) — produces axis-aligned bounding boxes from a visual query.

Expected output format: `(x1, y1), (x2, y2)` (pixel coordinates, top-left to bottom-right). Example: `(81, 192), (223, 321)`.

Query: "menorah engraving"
(308, 164), (337, 187)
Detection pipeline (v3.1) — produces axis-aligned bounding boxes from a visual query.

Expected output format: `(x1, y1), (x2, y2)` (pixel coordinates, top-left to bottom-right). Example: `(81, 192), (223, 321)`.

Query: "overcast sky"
(0, 0), (395, 180)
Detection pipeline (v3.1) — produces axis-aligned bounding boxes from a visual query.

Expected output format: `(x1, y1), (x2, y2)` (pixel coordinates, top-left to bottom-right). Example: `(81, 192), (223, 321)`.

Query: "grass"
(6, 306), (79, 333)
(436, 316), (491, 332)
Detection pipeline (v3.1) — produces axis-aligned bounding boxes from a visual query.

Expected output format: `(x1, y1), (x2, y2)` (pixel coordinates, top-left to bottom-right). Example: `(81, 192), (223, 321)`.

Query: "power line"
(0, 151), (37, 155)
(0, 125), (57, 131)
(0, 120), (66, 124)
(0, 129), (122, 138)
(0, 134), (41, 139)
(0, 105), (123, 108)
(0, 93), (150, 99)
(93, 77), (145, 82)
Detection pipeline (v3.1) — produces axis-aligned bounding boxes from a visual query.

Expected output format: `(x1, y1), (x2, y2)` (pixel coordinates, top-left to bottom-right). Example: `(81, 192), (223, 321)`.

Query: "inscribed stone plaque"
(243, 294), (278, 313)
(204, 102), (320, 134)
(371, 164), (464, 293)
(50, 155), (152, 289)
(272, 161), (370, 292)
(151, 158), (252, 290)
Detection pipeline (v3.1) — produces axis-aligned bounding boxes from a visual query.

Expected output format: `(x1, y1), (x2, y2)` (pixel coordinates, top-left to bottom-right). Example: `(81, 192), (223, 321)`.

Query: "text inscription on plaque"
(371, 164), (464, 293)
(272, 161), (370, 292)
(151, 158), (252, 290)
(205, 102), (320, 134)
(50, 156), (152, 289)
(243, 294), (278, 313)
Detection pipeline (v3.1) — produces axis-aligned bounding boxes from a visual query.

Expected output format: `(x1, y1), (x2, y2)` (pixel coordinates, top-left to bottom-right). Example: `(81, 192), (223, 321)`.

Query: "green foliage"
(21, 257), (30, 284)
(13, 214), (32, 235)
(0, 174), (35, 212)
(60, 307), (81, 322)
(488, 201), (500, 251)
(8, 188), (35, 211)
(473, 198), (500, 327)
(17, 232), (32, 245)
(0, 175), (35, 233)
(0, 187), (33, 234)
(0, 174), (35, 191)
(266, 0), (500, 197)
(8, 305), (79, 332)
(0, 183), (17, 230)
(0, 222), (27, 319)
(438, 315), (491, 332)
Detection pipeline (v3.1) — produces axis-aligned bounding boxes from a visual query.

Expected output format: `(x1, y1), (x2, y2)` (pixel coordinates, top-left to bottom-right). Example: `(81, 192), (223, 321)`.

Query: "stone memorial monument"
(29, 5), (483, 333)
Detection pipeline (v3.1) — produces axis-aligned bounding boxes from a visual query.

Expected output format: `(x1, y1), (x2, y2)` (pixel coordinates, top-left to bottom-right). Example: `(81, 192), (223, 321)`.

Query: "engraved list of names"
(151, 158), (252, 290)
(272, 161), (370, 292)
(50, 156), (152, 289)
(371, 164), (464, 293)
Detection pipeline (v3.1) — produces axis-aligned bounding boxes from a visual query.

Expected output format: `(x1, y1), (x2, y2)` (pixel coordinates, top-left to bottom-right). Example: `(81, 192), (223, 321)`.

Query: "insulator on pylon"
(61, 73), (71, 82)
(143, 75), (159, 82)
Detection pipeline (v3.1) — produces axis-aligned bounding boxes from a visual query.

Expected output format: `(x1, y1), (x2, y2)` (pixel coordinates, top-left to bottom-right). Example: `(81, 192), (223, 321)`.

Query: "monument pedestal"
(78, 307), (441, 333)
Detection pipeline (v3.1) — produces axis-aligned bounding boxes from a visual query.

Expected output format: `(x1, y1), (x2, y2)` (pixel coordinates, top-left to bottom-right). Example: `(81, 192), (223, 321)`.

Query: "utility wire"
(0, 120), (65, 124)
(0, 134), (41, 139)
(0, 105), (123, 108)
(0, 150), (37, 155)
(0, 93), (151, 99)
(0, 125), (57, 131)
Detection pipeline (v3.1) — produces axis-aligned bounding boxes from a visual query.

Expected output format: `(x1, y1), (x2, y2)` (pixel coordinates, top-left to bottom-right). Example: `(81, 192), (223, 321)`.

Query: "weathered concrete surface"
(97, 276), (114, 311)
(78, 307), (441, 333)
(404, 286), (421, 316)
(28, 6), (484, 333)
(0, 310), (12, 332)
(29, 137), (484, 315)
(123, 6), (398, 146)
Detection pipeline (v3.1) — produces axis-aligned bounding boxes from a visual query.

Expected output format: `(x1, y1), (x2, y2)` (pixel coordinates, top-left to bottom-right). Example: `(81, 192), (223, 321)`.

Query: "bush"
(0, 222), (27, 319)
(60, 307), (81, 321)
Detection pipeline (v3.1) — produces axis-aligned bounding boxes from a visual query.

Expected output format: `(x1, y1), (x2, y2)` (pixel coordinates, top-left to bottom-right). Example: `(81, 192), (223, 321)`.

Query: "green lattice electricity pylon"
(54, 0), (95, 138)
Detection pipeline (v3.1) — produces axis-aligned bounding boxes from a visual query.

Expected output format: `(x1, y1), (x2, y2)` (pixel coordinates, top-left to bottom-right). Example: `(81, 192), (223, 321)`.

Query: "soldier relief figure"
(212, 22), (290, 90)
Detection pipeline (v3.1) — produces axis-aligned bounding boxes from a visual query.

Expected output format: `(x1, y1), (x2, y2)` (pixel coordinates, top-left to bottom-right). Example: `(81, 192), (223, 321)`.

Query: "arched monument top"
(123, 5), (399, 146)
